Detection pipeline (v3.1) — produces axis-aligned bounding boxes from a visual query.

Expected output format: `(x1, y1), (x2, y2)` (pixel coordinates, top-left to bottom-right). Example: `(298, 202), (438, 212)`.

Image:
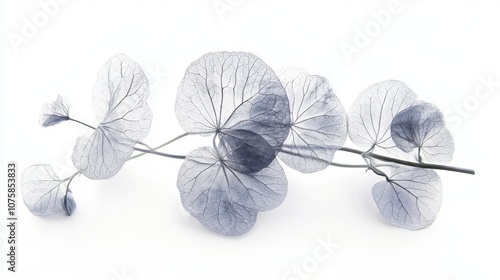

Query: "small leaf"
(372, 166), (442, 230)
(40, 94), (70, 127)
(391, 102), (455, 162)
(278, 68), (347, 173)
(176, 52), (290, 172)
(177, 147), (287, 236)
(72, 54), (152, 179)
(348, 80), (417, 150)
(21, 164), (76, 216)
(62, 189), (77, 216)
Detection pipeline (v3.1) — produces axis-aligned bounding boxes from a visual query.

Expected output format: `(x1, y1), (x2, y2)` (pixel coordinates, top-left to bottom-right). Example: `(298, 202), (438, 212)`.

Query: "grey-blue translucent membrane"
(348, 80), (417, 150)
(277, 68), (347, 173)
(39, 94), (70, 127)
(391, 102), (454, 162)
(62, 190), (76, 216)
(175, 52), (291, 163)
(372, 166), (442, 230)
(72, 54), (152, 180)
(219, 129), (276, 174)
(177, 147), (287, 236)
(21, 164), (75, 216)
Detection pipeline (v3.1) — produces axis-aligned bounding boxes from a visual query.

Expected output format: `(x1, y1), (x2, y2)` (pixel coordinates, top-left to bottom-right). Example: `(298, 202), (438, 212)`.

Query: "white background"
(1, 0), (499, 279)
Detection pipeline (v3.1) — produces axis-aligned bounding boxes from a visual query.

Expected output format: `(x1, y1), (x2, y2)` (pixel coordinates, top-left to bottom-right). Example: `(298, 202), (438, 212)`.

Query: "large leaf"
(372, 166), (442, 230)
(21, 164), (76, 216)
(391, 102), (455, 162)
(39, 94), (70, 127)
(175, 52), (290, 171)
(177, 147), (287, 236)
(72, 54), (152, 179)
(348, 80), (417, 150)
(277, 68), (347, 173)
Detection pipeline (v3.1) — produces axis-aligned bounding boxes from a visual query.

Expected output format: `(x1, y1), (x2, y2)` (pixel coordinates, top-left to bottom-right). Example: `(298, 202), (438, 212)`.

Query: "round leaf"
(21, 164), (76, 216)
(175, 52), (291, 156)
(177, 147), (287, 236)
(348, 80), (417, 150)
(372, 166), (442, 230)
(391, 102), (455, 162)
(278, 68), (347, 173)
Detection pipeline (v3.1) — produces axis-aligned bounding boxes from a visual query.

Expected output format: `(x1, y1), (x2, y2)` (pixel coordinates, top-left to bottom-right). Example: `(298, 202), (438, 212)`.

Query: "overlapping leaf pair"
(347, 80), (454, 230)
(175, 52), (346, 235)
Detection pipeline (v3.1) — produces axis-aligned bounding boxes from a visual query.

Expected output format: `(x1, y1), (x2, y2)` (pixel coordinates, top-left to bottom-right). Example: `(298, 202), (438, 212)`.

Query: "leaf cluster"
(21, 52), (470, 235)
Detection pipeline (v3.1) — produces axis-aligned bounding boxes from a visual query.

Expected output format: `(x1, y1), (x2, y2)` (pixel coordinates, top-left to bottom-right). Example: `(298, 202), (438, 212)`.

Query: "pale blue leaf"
(391, 102), (455, 162)
(40, 94), (70, 127)
(372, 166), (442, 230)
(278, 68), (347, 173)
(218, 129), (276, 174)
(62, 190), (76, 216)
(177, 147), (287, 236)
(21, 164), (76, 216)
(176, 52), (290, 172)
(348, 80), (417, 150)
(72, 54), (152, 179)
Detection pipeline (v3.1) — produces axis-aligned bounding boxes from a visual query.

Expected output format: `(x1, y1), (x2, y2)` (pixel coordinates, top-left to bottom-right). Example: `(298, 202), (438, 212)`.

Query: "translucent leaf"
(21, 164), (76, 216)
(175, 52), (290, 166)
(62, 190), (76, 216)
(219, 129), (276, 174)
(40, 94), (70, 127)
(72, 130), (136, 179)
(348, 80), (417, 150)
(177, 147), (287, 236)
(372, 166), (442, 230)
(391, 102), (455, 162)
(72, 54), (152, 179)
(222, 91), (290, 154)
(277, 68), (347, 173)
